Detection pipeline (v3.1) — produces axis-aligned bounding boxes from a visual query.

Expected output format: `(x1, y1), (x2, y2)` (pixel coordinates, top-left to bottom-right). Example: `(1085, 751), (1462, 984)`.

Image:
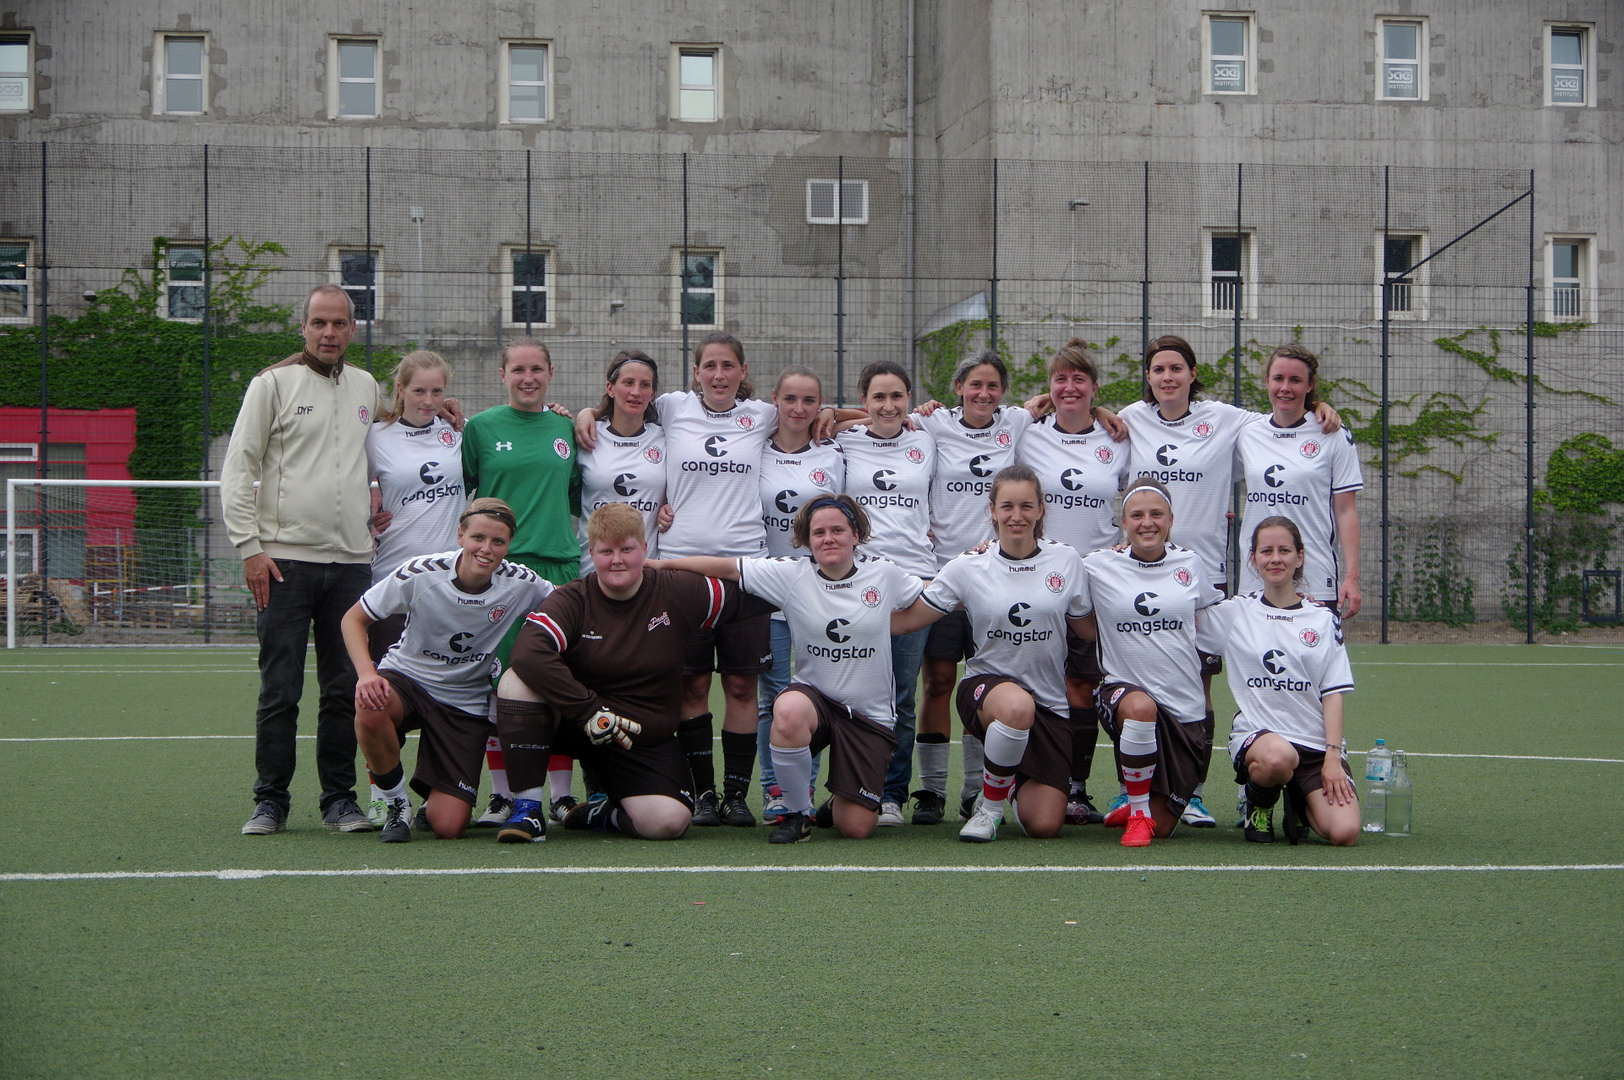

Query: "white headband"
(1124, 485), (1172, 509)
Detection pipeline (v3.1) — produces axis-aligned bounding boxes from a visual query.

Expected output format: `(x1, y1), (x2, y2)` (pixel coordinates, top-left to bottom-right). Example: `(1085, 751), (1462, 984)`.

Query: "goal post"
(4, 478), (256, 648)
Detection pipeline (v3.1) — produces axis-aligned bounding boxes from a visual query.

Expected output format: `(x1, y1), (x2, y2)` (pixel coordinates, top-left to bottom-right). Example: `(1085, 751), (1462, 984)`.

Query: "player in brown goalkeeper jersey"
(492, 503), (767, 842)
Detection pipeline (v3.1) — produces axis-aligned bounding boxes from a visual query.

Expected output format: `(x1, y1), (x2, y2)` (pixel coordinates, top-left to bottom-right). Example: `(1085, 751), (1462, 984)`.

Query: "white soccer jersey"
(360, 551), (554, 713)
(657, 391), (779, 559)
(1077, 544), (1216, 724)
(366, 419), (467, 584)
(924, 539), (1089, 713)
(836, 426), (937, 578)
(738, 552), (926, 727)
(1236, 417), (1363, 601)
(1016, 416), (1131, 555)
(1118, 398), (1258, 589)
(918, 405), (1035, 569)
(1203, 592), (1354, 751)
(759, 440), (846, 558)
(577, 419), (667, 574)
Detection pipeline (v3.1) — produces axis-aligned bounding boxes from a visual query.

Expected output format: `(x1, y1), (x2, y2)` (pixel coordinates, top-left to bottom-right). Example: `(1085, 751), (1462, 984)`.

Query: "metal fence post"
(1140, 161), (1150, 364)
(38, 142), (50, 644)
(1380, 166), (1391, 646)
(681, 152), (690, 364)
(836, 155), (845, 406)
(364, 146), (373, 373)
(989, 158), (998, 351)
(201, 143), (213, 642)
(1525, 169), (1536, 644)
(525, 149), (533, 337)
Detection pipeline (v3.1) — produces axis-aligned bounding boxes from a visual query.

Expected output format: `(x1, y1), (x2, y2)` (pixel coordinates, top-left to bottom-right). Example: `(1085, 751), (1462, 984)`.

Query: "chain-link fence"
(1, 144), (1619, 644)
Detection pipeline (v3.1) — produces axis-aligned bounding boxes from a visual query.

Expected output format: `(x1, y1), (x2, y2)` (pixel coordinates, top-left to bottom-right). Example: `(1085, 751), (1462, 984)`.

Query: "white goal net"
(5, 479), (256, 647)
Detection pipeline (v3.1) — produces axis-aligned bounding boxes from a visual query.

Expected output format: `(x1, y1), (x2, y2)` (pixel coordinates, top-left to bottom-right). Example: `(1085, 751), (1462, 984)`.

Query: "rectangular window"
(502, 246), (553, 328)
(1204, 231), (1255, 317)
(1376, 233), (1428, 319)
(503, 42), (550, 122)
(161, 35), (207, 114)
(0, 34), (30, 112)
(806, 179), (869, 225)
(675, 46), (719, 121)
(0, 241), (30, 322)
(1547, 237), (1592, 320)
(1204, 14), (1253, 95)
(331, 38), (378, 118)
(1378, 19), (1426, 101)
(676, 249), (721, 328)
(332, 247), (380, 323)
(1547, 25), (1591, 107)
(161, 243), (205, 321)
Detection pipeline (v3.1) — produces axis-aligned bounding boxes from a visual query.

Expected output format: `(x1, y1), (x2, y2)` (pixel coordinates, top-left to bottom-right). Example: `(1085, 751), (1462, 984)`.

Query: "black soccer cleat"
(814, 797), (835, 829)
(720, 792), (756, 827)
(910, 790), (946, 825)
(768, 811), (814, 845)
(379, 798), (412, 844)
(562, 794), (618, 832)
(1243, 803), (1276, 844)
(690, 790), (722, 827)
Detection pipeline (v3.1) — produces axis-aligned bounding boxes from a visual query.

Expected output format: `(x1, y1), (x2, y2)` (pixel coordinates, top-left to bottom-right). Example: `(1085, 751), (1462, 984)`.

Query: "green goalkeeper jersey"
(461, 405), (582, 565)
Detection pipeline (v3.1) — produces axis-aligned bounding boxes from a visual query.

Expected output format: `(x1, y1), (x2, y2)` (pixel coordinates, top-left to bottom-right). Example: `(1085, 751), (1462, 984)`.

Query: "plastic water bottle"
(1385, 751), (1412, 836)
(1361, 739), (1392, 834)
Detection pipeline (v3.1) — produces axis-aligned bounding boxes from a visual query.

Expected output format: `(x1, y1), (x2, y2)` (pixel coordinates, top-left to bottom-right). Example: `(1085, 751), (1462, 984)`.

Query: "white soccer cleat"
(877, 799), (906, 827)
(959, 799), (1004, 843)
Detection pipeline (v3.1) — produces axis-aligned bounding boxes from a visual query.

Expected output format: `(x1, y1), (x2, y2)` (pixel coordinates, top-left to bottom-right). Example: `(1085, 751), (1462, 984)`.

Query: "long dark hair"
(689, 331), (755, 400)
(596, 349), (661, 426)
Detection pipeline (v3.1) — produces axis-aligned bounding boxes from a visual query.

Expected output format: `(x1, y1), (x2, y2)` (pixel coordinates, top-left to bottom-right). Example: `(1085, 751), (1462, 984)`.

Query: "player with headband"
(1073, 476), (1219, 848)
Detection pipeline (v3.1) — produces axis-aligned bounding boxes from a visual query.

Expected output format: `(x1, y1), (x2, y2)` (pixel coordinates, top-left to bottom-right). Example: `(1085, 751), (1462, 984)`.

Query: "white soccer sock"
(917, 739), (950, 797)
(369, 783), (386, 804)
(770, 745), (815, 814)
(960, 733), (986, 802)
(548, 766), (573, 803)
(514, 786), (547, 803)
(484, 735), (512, 798)
(1119, 718), (1158, 757)
(1192, 781), (1205, 800)
(380, 777), (408, 804)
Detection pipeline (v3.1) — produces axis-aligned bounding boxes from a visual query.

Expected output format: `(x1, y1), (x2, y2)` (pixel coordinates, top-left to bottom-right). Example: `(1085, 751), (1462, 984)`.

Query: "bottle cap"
(1375, 738), (1385, 746)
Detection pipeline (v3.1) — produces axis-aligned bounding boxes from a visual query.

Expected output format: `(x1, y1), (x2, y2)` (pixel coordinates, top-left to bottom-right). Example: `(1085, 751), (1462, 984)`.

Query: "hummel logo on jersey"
(1007, 602), (1031, 627)
(1263, 649), (1286, 674)
(495, 441), (514, 451)
(969, 455), (994, 477)
(825, 619), (851, 643)
(419, 461), (444, 486)
(705, 435), (728, 457)
(1264, 463), (1286, 488)
(613, 473), (637, 497)
(775, 490), (798, 514)
(448, 632), (474, 654)
(1156, 445), (1179, 466)
(647, 611), (671, 631)
(1134, 592), (1160, 617)
(872, 470), (897, 491)
(1061, 469), (1085, 491)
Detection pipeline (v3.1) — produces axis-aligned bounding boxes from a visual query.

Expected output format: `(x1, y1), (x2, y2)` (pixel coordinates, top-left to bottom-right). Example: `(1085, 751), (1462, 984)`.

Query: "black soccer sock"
(495, 697), (554, 798)
(1196, 709), (1216, 786)
(1070, 706), (1100, 789)
(678, 712), (716, 795)
(374, 762), (405, 794)
(720, 729), (757, 800)
(1245, 780), (1281, 809)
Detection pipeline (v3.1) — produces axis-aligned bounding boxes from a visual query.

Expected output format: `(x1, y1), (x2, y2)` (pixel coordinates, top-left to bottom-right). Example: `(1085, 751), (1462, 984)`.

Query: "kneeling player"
(1074, 477), (1219, 848)
(493, 503), (763, 843)
(656, 494), (926, 843)
(891, 466), (1091, 841)
(1203, 517), (1358, 846)
(340, 498), (552, 842)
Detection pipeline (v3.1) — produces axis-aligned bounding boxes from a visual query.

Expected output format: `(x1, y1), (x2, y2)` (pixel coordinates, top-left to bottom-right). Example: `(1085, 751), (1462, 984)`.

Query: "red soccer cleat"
(1121, 813), (1155, 848)
(1102, 801), (1133, 828)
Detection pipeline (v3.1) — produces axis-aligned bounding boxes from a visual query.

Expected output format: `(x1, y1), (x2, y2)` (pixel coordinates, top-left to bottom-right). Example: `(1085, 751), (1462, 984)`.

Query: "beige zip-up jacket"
(220, 352), (385, 564)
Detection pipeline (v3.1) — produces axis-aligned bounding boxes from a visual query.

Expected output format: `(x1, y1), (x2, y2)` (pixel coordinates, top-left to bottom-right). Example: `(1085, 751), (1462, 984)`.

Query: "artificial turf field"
(0, 644), (1619, 1080)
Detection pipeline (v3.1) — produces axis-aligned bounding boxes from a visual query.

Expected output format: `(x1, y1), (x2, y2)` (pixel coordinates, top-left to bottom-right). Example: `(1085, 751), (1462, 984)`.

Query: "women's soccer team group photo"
(224, 283), (1364, 851)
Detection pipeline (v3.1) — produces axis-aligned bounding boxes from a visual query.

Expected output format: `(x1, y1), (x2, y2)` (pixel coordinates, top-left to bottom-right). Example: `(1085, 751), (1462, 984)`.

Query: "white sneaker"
(1181, 795), (1217, 828)
(959, 799), (1004, 843)
(877, 799), (906, 827)
(366, 797), (389, 829)
(474, 793), (516, 828)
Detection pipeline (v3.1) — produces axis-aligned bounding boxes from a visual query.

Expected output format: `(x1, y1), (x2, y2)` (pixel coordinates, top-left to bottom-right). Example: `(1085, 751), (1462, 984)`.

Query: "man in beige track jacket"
(222, 284), (384, 835)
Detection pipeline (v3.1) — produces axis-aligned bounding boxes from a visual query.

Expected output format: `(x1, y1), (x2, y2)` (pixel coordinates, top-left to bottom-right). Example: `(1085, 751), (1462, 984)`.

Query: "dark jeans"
(251, 559), (371, 812)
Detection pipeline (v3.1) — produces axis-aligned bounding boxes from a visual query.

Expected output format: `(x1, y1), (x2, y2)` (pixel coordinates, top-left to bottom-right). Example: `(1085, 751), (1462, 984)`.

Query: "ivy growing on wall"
(0, 238), (398, 537)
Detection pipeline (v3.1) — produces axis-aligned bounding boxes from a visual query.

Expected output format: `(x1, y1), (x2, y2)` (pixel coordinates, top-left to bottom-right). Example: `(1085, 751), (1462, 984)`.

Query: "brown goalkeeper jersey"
(508, 568), (764, 743)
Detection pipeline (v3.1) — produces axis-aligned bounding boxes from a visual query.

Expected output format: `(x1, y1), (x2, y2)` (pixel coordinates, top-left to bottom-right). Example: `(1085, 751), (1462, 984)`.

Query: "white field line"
(0, 735), (1619, 764)
(2, 863), (1620, 884)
